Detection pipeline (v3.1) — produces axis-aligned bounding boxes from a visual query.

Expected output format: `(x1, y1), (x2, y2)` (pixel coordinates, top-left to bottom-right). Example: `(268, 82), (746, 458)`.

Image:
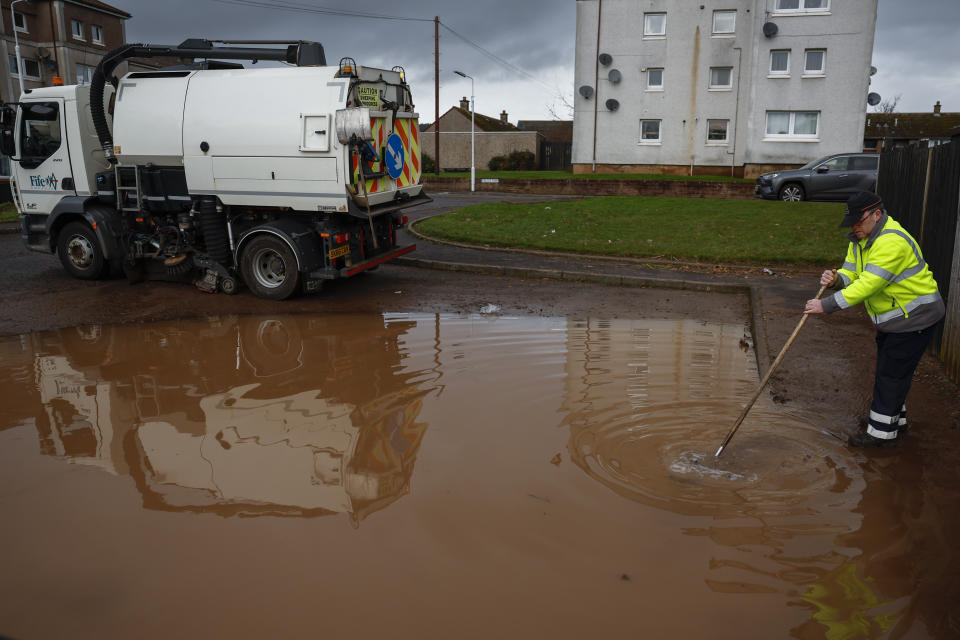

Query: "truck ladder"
(115, 165), (142, 213)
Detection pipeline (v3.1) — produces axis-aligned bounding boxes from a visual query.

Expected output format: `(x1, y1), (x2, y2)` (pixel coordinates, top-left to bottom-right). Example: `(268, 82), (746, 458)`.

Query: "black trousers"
(867, 326), (934, 439)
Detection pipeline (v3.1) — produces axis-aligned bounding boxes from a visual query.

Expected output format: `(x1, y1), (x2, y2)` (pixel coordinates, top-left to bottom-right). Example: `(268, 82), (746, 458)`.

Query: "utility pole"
(434, 16), (440, 176)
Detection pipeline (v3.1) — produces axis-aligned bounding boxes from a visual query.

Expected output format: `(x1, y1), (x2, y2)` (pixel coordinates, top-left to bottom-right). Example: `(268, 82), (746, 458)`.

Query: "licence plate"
(328, 244), (350, 260)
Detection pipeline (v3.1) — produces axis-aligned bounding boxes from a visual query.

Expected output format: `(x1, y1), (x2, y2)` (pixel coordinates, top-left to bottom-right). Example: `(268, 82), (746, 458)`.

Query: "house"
(517, 120), (573, 170)
(863, 102), (960, 151)
(572, 0), (878, 178)
(0, 0), (142, 102)
(420, 97), (541, 171)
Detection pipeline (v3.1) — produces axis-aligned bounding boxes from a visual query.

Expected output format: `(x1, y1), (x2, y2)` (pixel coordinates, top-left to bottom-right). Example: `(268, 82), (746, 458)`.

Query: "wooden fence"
(877, 140), (960, 383)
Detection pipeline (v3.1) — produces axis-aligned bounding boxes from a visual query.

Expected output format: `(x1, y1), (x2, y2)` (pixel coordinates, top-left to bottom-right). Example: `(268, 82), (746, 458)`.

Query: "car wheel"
(240, 235), (300, 300)
(779, 183), (805, 202)
(57, 221), (109, 279)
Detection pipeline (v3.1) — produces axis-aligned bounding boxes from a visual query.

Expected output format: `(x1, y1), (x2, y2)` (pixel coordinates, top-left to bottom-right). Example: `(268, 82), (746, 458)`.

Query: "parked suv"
(755, 153), (879, 202)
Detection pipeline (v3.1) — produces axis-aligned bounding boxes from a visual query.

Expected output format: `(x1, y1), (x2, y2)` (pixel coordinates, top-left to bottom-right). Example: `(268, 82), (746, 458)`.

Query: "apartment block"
(572, 0), (878, 177)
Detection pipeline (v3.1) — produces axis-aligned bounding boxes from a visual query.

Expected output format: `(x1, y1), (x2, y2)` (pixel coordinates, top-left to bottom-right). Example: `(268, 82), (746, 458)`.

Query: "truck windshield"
(19, 102), (61, 169)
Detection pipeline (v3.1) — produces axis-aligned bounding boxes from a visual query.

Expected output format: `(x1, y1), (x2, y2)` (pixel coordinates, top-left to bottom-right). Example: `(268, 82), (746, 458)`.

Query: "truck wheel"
(57, 221), (108, 280)
(779, 183), (805, 202)
(240, 235), (300, 300)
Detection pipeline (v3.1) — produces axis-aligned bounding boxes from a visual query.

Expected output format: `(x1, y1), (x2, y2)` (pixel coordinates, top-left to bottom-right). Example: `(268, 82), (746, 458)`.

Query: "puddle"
(0, 314), (957, 638)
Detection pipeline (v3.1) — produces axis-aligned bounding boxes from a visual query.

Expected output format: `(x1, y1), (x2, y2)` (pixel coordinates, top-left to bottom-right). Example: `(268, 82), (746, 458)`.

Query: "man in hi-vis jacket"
(804, 191), (945, 448)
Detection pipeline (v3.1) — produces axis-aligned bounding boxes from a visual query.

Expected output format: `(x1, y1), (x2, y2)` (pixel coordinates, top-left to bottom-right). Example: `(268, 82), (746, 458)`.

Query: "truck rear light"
(401, 215), (408, 225)
(335, 232), (350, 244)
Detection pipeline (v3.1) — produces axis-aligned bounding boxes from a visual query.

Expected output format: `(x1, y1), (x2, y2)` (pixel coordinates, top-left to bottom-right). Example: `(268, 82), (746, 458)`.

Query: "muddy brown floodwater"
(1, 311), (958, 639)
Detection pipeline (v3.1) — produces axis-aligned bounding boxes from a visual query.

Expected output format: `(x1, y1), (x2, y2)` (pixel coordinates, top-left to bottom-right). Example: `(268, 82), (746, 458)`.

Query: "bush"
(503, 150), (536, 171)
(422, 153), (436, 174)
(488, 155), (506, 171)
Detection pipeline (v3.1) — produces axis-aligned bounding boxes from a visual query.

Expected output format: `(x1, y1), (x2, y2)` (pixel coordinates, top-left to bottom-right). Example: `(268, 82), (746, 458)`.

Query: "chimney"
(460, 96), (470, 111)
(500, 110), (508, 124)
(934, 100), (942, 116)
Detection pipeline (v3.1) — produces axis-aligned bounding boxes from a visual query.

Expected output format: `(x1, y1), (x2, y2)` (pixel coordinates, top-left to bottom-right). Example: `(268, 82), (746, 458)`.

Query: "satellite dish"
(605, 98), (619, 112)
(867, 92), (882, 106)
(608, 69), (622, 83)
(870, 66), (877, 76)
(578, 85), (594, 99)
(598, 53), (613, 66)
(762, 22), (778, 37)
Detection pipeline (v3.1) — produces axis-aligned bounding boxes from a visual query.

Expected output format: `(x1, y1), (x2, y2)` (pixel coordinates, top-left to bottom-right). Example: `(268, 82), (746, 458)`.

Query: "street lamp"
(454, 70), (475, 192)
(11, 0), (27, 98)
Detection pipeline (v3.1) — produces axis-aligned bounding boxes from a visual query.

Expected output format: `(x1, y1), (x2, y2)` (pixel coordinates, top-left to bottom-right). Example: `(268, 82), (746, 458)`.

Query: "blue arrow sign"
(384, 133), (405, 180)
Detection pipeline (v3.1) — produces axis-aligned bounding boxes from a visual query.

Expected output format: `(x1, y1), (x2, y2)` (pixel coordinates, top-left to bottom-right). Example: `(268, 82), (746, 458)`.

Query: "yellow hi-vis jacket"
(821, 213), (945, 332)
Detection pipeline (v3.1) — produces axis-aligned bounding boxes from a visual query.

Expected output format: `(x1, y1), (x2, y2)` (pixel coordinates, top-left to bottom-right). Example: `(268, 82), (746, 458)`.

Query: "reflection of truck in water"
(0, 39), (428, 299)
(25, 314), (433, 522)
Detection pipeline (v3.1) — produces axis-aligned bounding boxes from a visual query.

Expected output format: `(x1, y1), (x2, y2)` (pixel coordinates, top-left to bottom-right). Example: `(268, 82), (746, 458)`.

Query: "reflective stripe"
(890, 262), (925, 283)
(863, 261), (926, 283)
(842, 261), (856, 272)
(838, 272), (851, 287)
(864, 263), (896, 282)
(879, 228), (922, 264)
(870, 409), (896, 424)
(867, 424), (899, 439)
(834, 290), (852, 309)
(871, 291), (943, 324)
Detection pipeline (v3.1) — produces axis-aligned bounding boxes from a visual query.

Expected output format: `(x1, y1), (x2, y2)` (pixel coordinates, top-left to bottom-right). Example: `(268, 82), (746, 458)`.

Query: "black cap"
(840, 190), (883, 228)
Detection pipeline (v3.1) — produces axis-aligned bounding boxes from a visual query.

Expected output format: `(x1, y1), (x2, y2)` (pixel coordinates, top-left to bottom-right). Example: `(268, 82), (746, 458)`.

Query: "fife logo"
(29, 173), (59, 190)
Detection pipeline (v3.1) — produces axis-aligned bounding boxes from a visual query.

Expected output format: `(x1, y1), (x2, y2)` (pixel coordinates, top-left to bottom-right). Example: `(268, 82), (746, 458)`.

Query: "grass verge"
(415, 196), (847, 265)
(433, 170), (752, 183)
(0, 201), (18, 222)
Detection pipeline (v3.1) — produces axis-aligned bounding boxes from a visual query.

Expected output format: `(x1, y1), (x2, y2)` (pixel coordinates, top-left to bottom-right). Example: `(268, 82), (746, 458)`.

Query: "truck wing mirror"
(0, 105), (17, 157)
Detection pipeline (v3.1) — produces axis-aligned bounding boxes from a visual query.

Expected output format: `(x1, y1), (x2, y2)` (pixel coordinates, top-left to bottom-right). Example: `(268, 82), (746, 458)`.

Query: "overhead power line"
(205, 0), (560, 94)
(209, 0), (433, 23)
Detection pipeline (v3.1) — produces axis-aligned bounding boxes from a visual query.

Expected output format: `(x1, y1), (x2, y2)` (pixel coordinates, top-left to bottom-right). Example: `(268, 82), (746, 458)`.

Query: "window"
(12, 10), (27, 32)
(770, 50), (790, 75)
(19, 102), (62, 169)
(765, 111), (820, 139)
(804, 49), (826, 75)
(712, 10), (736, 35)
(775, 0), (829, 12)
(91, 24), (104, 45)
(640, 119), (661, 143)
(643, 13), (666, 37)
(646, 68), (664, 90)
(707, 119), (729, 143)
(8, 54), (41, 80)
(76, 63), (96, 85)
(709, 67), (732, 89)
(71, 19), (84, 40)
(850, 155), (878, 170)
(818, 156), (848, 171)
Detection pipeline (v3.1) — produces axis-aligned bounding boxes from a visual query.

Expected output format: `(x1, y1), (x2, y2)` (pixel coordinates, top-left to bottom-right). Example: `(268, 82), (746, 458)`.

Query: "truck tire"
(57, 221), (109, 280)
(779, 183), (805, 202)
(240, 235), (300, 300)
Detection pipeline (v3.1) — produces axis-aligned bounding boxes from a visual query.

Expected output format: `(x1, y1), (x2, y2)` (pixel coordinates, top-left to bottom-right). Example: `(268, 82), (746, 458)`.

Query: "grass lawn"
(415, 196), (848, 265)
(434, 170), (752, 183)
(0, 201), (18, 222)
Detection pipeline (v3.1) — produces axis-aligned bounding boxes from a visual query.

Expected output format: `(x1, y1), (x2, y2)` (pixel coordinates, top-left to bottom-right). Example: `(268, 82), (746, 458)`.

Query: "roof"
(517, 120), (572, 143)
(449, 106), (519, 132)
(864, 112), (960, 139)
(63, 0), (132, 18)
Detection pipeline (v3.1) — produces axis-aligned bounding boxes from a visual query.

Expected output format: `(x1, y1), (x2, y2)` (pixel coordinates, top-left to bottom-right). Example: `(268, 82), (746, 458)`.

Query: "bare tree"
(546, 90), (574, 120)
(871, 93), (902, 113)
